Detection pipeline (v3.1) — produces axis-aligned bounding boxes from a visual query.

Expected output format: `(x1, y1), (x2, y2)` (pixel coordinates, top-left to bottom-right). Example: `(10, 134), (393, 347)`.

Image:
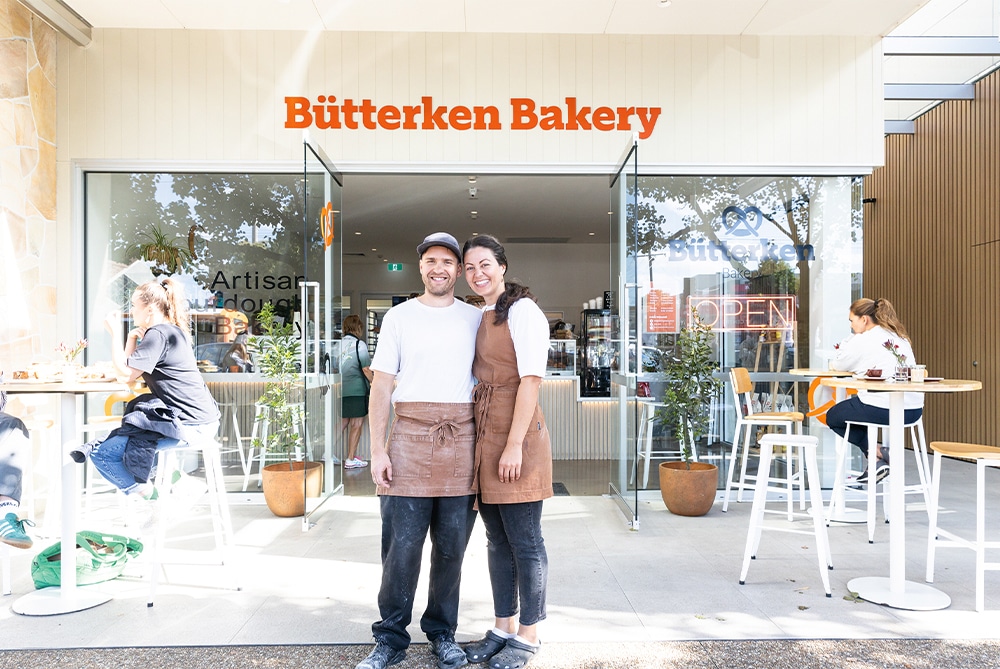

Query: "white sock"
(513, 634), (539, 648)
(493, 627), (515, 639)
(0, 500), (18, 511)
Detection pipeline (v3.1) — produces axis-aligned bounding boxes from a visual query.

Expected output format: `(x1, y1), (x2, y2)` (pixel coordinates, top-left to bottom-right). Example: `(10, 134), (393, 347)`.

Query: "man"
(356, 232), (483, 669)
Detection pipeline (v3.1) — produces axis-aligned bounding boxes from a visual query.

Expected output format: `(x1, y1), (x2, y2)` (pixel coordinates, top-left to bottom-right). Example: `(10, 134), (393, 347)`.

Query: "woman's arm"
(104, 312), (145, 383)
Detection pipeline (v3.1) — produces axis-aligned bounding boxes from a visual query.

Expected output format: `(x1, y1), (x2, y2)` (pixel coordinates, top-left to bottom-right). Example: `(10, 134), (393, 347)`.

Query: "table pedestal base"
(828, 507), (867, 524)
(12, 587), (112, 616)
(848, 576), (950, 611)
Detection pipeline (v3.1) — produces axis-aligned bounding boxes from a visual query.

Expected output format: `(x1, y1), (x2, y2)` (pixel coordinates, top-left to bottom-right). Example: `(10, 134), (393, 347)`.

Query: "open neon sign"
(689, 295), (796, 333)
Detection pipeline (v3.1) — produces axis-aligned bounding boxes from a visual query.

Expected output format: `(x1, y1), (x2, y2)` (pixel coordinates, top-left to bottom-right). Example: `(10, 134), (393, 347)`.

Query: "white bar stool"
(145, 435), (238, 607)
(242, 403), (304, 491)
(724, 368), (805, 520)
(1, 544), (10, 596)
(925, 441), (1000, 612)
(630, 401), (693, 488)
(827, 418), (931, 544)
(739, 433), (833, 597)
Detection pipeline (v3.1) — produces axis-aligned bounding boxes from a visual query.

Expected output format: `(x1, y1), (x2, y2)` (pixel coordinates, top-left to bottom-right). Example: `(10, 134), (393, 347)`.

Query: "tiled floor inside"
(1, 453), (999, 651)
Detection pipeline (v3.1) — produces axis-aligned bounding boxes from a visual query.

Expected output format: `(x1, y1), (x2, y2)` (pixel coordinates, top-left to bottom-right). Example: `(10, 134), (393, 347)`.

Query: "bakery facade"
(4, 0), (897, 523)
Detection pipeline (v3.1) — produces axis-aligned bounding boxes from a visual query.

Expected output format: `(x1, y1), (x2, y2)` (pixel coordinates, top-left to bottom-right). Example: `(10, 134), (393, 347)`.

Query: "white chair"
(827, 418), (931, 544)
(217, 402), (251, 483)
(925, 441), (1000, 612)
(723, 367), (805, 519)
(630, 400), (694, 489)
(1, 544), (10, 596)
(145, 434), (238, 607)
(739, 433), (833, 596)
(242, 403), (305, 491)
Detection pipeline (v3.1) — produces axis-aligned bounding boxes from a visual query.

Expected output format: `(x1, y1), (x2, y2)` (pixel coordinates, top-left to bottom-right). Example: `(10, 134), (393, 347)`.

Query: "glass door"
(608, 137), (640, 528)
(302, 137), (344, 524)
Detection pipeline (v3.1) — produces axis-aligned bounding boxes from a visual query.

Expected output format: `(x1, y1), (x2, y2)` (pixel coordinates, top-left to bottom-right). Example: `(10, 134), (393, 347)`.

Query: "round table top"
(789, 368), (854, 377)
(820, 377), (981, 393)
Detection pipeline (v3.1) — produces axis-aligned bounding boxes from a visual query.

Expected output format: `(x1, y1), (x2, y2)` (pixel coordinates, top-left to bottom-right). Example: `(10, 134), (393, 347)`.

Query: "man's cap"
(416, 232), (462, 261)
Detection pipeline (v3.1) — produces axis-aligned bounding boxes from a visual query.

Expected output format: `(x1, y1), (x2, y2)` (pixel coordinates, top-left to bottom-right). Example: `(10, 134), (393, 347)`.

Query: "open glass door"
(302, 136), (344, 525)
(608, 137), (641, 528)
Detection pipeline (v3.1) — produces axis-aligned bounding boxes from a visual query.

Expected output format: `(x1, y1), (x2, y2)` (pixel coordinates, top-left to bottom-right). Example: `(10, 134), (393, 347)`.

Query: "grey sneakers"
(355, 641), (405, 669)
(431, 637), (469, 669)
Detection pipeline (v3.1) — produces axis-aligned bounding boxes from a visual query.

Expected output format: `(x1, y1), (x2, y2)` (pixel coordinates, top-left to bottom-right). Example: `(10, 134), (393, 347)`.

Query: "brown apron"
(472, 312), (553, 504)
(378, 401), (476, 497)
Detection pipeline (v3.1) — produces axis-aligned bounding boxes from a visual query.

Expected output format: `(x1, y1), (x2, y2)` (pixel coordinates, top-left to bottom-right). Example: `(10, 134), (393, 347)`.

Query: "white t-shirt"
(833, 324), (923, 410)
(370, 297), (482, 403)
(483, 298), (549, 378)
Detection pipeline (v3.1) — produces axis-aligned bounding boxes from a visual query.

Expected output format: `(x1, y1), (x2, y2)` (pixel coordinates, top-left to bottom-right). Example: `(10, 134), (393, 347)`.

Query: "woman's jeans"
(826, 396), (922, 458)
(478, 498), (548, 627)
(90, 421), (220, 494)
(373, 494), (477, 650)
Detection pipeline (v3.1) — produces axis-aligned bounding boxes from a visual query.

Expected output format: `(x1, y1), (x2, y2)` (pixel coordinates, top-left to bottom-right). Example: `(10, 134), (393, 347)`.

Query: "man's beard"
(423, 275), (456, 297)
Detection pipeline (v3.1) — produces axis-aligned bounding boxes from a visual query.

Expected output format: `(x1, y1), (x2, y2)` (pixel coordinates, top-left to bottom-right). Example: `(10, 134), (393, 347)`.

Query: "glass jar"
(893, 365), (911, 382)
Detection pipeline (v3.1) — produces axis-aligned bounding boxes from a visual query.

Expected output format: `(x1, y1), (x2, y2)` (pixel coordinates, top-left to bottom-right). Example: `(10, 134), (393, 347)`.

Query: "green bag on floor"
(30, 530), (143, 589)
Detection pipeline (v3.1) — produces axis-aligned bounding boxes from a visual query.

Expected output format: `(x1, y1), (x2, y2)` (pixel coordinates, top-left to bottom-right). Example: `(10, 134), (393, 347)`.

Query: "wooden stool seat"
(926, 440), (1000, 611)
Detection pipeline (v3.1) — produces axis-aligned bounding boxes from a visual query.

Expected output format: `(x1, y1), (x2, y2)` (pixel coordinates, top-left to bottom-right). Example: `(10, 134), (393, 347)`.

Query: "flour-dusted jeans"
(372, 494), (477, 651)
(89, 421), (220, 494)
(478, 499), (548, 627)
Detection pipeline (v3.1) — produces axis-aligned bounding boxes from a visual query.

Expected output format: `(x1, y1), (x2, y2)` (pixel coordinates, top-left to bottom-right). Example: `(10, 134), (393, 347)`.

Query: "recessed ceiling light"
(589, 232), (596, 236)
(468, 176), (477, 183)
(354, 231), (361, 235)
(371, 248), (377, 251)
(658, 0), (672, 7)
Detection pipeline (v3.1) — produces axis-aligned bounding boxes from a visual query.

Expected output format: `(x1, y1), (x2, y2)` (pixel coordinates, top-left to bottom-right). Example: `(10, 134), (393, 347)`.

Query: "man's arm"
(367, 370), (395, 488)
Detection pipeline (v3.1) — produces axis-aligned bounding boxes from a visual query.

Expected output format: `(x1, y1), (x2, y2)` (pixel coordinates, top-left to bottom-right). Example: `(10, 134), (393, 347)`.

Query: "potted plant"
(248, 302), (320, 517)
(656, 308), (723, 516)
(132, 224), (192, 276)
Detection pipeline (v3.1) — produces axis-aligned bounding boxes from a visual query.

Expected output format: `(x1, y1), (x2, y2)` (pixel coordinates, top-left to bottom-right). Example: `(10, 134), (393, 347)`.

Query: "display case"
(546, 339), (576, 377)
(580, 309), (617, 397)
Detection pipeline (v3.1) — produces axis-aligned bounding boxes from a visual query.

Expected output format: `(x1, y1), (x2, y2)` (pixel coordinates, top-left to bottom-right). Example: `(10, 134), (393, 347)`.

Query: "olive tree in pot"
(657, 308), (723, 516)
(249, 302), (321, 517)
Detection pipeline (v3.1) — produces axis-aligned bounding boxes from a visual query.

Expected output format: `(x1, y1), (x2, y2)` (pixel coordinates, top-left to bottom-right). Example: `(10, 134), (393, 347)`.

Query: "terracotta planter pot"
(658, 461), (718, 517)
(261, 460), (323, 517)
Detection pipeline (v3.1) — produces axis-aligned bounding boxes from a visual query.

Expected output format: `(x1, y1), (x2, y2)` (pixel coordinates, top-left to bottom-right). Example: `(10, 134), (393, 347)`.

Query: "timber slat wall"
(864, 68), (1000, 446)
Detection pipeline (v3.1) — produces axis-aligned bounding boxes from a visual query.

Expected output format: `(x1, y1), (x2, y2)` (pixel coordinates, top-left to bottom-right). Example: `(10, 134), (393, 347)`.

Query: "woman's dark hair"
(851, 297), (910, 341)
(462, 234), (536, 325)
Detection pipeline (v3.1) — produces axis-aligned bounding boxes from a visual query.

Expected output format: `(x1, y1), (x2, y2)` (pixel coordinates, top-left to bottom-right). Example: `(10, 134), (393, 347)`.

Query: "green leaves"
(248, 302), (302, 458)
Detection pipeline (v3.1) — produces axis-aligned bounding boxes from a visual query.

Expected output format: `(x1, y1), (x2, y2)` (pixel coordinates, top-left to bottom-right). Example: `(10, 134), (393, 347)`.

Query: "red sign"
(646, 290), (677, 333)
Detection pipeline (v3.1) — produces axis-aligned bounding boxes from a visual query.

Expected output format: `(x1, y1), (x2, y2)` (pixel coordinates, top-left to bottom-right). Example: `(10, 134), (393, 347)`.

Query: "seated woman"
(0, 388), (35, 549)
(221, 334), (253, 372)
(826, 297), (923, 484)
(83, 277), (221, 505)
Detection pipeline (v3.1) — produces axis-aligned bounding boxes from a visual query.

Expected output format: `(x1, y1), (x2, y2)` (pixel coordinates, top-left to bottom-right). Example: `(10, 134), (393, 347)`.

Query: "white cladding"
(57, 30), (884, 169)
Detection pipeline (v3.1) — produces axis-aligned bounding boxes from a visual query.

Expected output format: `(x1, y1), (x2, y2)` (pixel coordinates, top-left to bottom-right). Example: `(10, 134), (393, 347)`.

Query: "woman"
(221, 333), (253, 372)
(340, 314), (373, 469)
(826, 297), (923, 484)
(89, 277), (221, 498)
(462, 235), (552, 669)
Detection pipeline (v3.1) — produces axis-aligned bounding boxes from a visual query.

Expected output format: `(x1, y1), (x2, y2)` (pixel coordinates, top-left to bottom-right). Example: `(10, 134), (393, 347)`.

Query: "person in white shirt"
(827, 297), (923, 484)
(356, 232), (483, 669)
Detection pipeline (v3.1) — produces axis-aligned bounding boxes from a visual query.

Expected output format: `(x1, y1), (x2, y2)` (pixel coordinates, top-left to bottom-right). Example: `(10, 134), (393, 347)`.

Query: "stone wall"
(0, 0), (57, 373)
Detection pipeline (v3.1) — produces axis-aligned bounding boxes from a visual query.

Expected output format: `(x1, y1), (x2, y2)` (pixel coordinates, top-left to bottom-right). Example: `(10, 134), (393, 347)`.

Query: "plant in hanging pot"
(131, 224), (192, 276)
(248, 302), (320, 517)
(656, 308), (723, 516)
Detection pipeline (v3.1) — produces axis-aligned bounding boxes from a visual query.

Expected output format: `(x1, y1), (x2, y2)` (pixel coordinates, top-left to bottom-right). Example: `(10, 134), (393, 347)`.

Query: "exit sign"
(387, 263), (403, 271)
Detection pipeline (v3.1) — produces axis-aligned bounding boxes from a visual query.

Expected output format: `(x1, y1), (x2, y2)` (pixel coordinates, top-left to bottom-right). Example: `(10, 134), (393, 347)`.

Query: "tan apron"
(378, 401), (476, 497)
(472, 313), (553, 504)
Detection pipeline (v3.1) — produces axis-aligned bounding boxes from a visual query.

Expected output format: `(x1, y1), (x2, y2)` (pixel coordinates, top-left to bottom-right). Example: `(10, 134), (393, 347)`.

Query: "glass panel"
(83, 172), (314, 494)
(632, 175), (864, 488)
(303, 139), (344, 517)
(608, 139), (640, 528)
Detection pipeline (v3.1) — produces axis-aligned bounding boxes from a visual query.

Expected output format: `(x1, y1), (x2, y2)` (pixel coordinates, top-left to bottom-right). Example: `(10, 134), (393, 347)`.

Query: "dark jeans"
(478, 499), (548, 627)
(826, 396), (923, 458)
(373, 494), (477, 650)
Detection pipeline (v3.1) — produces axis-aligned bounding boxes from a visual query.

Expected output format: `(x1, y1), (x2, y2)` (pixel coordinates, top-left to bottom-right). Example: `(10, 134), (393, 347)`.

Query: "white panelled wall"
(56, 31), (883, 168)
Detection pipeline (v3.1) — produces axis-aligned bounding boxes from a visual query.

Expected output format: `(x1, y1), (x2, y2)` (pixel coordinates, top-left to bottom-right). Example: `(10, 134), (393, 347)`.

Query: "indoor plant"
(656, 308), (723, 516)
(132, 224), (192, 276)
(248, 302), (319, 516)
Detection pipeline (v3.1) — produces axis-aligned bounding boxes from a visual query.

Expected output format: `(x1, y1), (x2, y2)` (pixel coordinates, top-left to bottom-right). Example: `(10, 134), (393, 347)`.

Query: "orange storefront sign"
(646, 290), (677, 333)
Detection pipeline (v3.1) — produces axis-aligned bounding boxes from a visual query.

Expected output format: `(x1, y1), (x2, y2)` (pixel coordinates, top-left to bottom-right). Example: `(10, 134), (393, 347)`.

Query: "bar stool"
(145, 435), (238, 607)
(242, 402), (304, 491)
(827, 418), (931, 543)
(724, 367), (805, 519)
(925, 441), (1000, 612)
(739, 433), (833, 596)
(630, 401), (693, 488)
(1, 544), (10, 596)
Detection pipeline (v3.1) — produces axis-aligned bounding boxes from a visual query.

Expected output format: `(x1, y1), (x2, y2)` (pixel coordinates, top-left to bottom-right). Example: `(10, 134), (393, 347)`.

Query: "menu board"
(646, 290), (677, 333)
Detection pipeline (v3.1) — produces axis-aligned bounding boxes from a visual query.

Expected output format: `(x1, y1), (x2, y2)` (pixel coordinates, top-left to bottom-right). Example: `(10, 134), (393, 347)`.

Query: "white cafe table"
(820, 376), (981, 611)
(789, 368), (866, 524)
(0, 378), (128, 615)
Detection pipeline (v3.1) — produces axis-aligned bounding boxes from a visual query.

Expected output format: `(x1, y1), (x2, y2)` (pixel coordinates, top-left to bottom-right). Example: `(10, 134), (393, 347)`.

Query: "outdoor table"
(820, 376), (981, 610)
(789, 368), (864, 523)
(0, 378), (128, 615)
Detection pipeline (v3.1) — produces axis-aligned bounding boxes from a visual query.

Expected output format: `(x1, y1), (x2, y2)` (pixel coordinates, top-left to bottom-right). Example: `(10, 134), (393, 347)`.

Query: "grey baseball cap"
(416, 231), (462, 262)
